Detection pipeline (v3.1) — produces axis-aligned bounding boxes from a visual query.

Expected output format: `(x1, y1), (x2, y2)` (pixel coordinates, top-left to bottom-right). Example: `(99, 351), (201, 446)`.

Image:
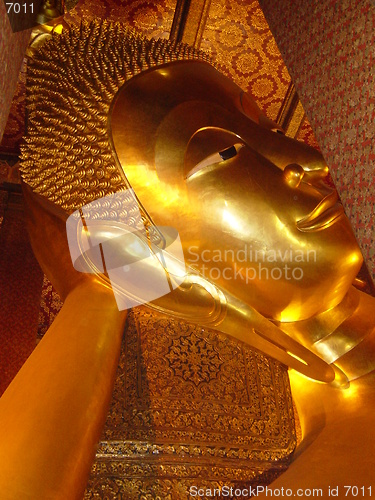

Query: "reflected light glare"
(314, 342), (339, 364)
(341, 383), (358, 398)
(287, 350), (308, 366)
(129, 239), (147, 255)
(52, 24), (64, 35)
(86, 230), (117, 241)
(279, 303), (304, 322)
(348, 251), (362, 265)
(129, 165), (187, 208)
(222, 209), (242, 232)
(289, 368), (327, 386)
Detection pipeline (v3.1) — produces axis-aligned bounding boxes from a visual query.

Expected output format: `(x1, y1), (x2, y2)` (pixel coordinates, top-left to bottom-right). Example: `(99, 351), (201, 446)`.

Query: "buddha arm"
(0, 280), (126, 500)
(1, 185), (127, 499)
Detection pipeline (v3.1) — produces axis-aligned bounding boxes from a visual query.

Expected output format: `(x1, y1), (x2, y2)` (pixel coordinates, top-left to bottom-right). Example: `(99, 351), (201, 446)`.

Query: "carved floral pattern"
(85, 307), (296, 498)
(165, 332), (224, 387)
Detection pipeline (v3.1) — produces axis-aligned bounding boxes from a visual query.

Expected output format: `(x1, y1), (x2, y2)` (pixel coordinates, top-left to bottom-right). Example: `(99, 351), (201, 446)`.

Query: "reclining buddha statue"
(0, 20), (374, 499)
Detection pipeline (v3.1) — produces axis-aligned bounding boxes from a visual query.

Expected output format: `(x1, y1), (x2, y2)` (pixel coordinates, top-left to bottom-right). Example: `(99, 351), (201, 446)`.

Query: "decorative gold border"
(170, 0), (212, 48)
(276, 82), (306, 138)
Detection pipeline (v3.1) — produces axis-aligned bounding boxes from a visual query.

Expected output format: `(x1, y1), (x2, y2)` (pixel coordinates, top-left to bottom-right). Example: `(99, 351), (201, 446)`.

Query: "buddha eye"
(219, 145), (238, 160)
(186, 143), (244, 179)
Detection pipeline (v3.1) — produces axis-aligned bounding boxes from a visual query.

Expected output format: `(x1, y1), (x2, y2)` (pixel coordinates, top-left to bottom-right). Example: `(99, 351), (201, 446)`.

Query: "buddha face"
(110, 61), (362, 322)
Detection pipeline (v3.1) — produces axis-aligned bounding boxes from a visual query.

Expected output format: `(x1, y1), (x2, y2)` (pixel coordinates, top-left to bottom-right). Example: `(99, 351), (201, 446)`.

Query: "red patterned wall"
(64, 0), (176, 37)
(259, 0), (375, 283)
(201, 0), (292, 121)
(0, 2), (31, 143)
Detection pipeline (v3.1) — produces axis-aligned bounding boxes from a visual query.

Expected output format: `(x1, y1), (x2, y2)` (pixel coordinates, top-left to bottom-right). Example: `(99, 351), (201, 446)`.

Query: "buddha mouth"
(296, 191), (345, 232)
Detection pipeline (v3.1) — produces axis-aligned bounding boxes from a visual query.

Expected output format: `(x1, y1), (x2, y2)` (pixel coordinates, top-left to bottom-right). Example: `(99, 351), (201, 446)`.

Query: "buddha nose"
(283, 163), (305, 188)
(284, 163), (334, 199)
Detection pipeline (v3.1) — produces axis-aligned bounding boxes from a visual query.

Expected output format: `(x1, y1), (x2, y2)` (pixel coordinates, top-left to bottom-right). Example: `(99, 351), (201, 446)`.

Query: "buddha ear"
(184, 127), (244, 179)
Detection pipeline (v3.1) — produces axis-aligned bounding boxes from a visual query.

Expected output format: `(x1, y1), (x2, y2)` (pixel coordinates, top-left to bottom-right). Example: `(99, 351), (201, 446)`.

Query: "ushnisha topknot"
(20, 20), (211, 214)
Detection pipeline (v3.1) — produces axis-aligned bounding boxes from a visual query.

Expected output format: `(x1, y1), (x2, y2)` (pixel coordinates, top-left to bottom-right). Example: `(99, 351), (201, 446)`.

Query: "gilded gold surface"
(2, 18), (373, 499)
(256, 371), (375, 495)
(2, 21), (298, 498)
(20, 21), (343, 382)
(108, 59), (360, 381)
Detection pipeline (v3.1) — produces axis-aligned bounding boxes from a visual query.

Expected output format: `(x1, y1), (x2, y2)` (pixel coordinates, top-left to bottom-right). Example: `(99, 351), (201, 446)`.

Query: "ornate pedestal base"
(85, 308), (296, 498)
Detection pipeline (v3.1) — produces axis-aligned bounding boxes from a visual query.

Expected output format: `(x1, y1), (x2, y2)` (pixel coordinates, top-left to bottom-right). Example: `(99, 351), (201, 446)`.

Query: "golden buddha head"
(21, 20), (362, 329)
(109, 61), (362, 322)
